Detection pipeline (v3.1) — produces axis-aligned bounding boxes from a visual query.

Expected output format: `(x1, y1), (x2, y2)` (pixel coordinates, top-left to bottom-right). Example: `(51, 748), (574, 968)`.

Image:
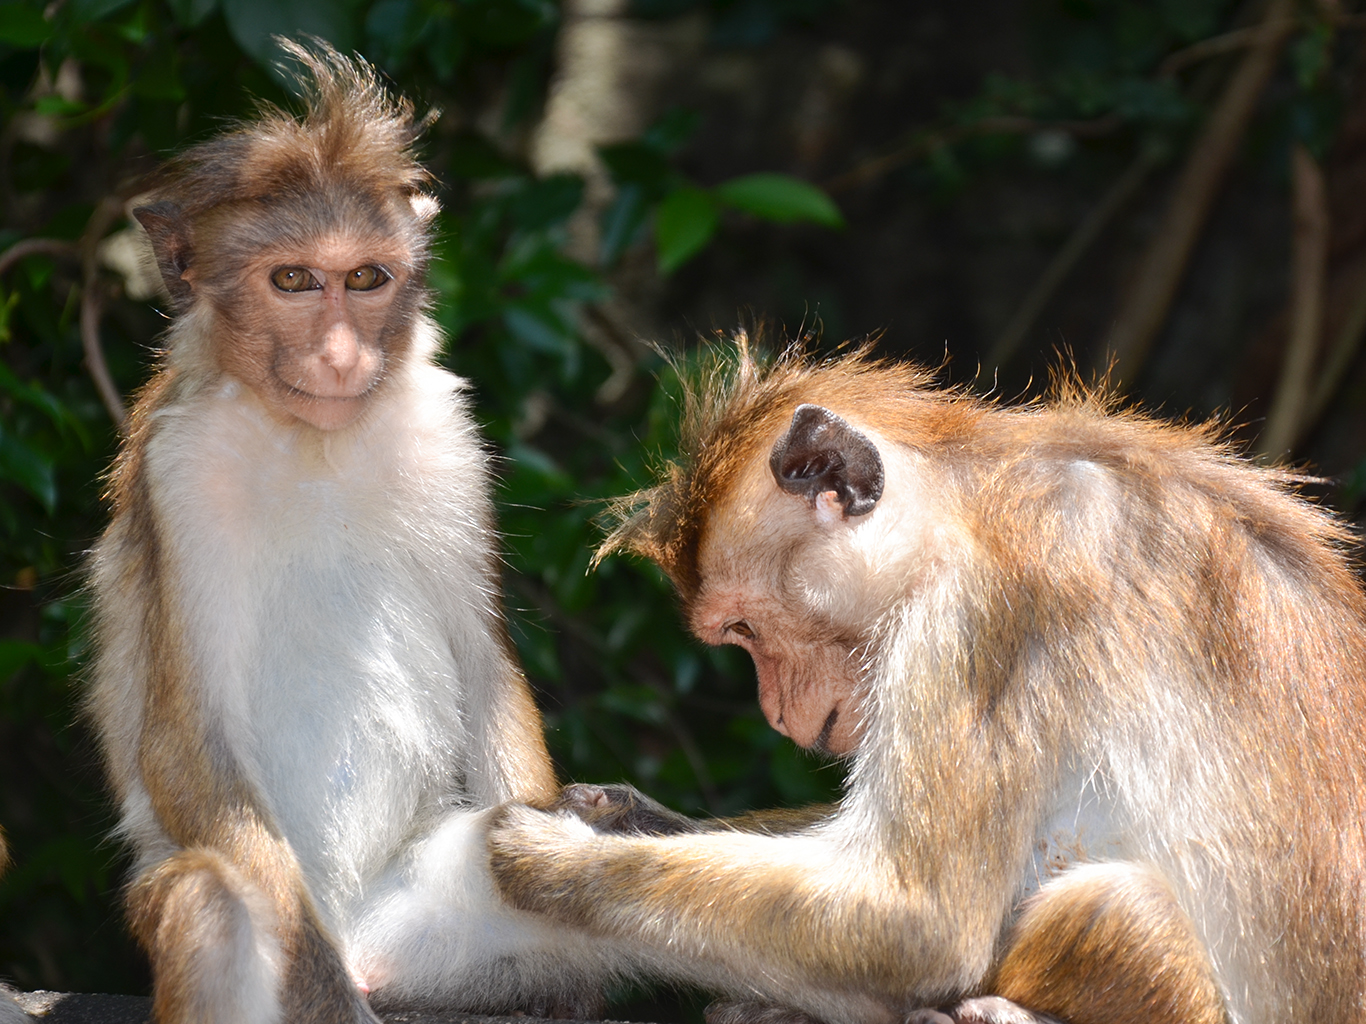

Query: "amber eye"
(726, 621), (755, 640)
(346, 266), (390, 291)
(271, 267), (319, 292)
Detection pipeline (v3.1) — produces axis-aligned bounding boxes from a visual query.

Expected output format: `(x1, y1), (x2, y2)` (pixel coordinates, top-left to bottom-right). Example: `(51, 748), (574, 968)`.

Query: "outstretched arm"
(487, 802), (985, 1024)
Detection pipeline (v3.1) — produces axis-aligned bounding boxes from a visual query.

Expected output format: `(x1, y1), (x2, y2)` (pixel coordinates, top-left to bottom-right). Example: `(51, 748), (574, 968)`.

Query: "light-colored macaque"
(89, 42), (619, 1024)
(488, 340), (1366, 1024)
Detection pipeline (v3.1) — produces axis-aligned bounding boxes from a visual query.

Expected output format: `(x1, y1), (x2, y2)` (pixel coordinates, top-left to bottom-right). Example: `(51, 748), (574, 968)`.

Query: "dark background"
(0, 0), (1363, 1013)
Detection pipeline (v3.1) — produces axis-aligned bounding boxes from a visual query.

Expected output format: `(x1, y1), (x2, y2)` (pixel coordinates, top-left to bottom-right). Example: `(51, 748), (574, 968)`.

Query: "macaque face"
(684, 402), (948, 757)
(217, 233), (414, 431)
(688, 423), (878, 756)
(691, 578), (867, 755)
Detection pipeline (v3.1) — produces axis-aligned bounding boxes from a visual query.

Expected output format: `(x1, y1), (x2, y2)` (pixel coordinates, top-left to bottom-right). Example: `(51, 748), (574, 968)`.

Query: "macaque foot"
(918, 996), (1062, 1024)
(704, 999), (823, 1024)
(551, 782), (703, 836)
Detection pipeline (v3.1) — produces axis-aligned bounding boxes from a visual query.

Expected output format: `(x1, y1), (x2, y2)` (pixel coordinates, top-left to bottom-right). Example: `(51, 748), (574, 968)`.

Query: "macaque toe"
(946, 996), (1062, 1024)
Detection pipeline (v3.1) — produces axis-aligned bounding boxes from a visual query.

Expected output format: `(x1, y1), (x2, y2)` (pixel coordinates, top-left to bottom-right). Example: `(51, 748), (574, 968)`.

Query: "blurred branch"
(823, 114), (1122, 195)
(1102, 0), (1296, 387)
(582, 303), (640, 404)
(80, 198), (128, 431)
(1157, 18), (1295, 79)
(509, 571), (721, 810)
(1160, 10), (1366, 79)
(0, 211), (128, 429)
(0, 239), (78, 278)
(1303, 268), (1366, 436)
(1262, 145), (1329, 457)
(987, 147), (1160, 370)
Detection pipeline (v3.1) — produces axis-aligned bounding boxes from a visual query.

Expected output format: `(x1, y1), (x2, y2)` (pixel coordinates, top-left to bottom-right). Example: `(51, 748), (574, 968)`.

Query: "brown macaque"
(89, 42), (621, 1024)
(488, 340), (1366, 1024)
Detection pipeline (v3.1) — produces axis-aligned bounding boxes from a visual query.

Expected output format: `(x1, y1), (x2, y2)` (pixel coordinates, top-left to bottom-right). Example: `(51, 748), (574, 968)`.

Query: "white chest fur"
(143, 363), (498, 917)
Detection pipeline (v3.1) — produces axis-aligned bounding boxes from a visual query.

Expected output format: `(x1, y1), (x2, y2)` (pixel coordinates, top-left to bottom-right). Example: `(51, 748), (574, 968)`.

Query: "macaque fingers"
(552, 783), (708, 836)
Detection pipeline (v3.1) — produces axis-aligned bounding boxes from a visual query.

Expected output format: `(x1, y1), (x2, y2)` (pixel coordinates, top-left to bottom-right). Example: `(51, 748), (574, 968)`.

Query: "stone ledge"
(14, 992), (626, 1024)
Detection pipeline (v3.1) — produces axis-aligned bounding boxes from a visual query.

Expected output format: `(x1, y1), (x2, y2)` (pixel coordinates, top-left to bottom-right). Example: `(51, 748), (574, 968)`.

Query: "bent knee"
(129, 849), (284, 1024)
(993, 861), (1223, 1024)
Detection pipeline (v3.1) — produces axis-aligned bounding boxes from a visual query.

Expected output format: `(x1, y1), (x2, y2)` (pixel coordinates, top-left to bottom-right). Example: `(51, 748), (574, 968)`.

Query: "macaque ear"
(133, 202), (194, 305)
(769, 404), (885, 518)
(409, 192), (440, 223)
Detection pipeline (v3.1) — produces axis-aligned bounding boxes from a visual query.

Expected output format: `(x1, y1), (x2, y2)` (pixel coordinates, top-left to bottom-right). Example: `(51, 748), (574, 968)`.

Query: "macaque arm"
(471, 643), (558, 806)
(487, 803), (983, 1021)
(345, 807), (614, 1018)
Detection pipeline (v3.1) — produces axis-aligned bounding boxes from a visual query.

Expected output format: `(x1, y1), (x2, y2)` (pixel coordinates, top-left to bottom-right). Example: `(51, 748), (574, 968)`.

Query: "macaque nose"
(321, 320), (363, 384)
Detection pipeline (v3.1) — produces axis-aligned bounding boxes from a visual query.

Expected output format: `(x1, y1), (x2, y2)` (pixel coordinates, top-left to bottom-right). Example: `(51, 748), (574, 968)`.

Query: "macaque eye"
(726, 621), (756, 640)
(271, 267), (319, 292)
(346, 266), (390, 291)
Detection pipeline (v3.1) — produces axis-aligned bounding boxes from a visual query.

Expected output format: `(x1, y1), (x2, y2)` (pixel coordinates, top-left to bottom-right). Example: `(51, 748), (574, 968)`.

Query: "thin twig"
(1262, 144), (1330, 457)
(823, 114), (1122, 195)
(508, 570), (722, 811)
(0, 238), (79, 278)
(987, 148), (1160, 370)
(1157, 18), (1296, 78)
(1103, 0), (1295, 387)
(582, 302), (640, 405)
(1302, 265), (1366, 441)
(80, 197), (129, 430)
(80, 283), (125, 430)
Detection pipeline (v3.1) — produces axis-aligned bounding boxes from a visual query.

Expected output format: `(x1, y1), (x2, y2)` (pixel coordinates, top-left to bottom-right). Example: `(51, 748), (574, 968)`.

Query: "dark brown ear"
(133, 201), (194, 306)
(769, 404), (884, 517)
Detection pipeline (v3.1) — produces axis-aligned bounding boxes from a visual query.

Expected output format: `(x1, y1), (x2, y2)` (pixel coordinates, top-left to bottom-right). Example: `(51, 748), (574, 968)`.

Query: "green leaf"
(0, 640), (43, 681)
(503, 304), (575, 358)
(70, 0), (137, 21)
(509, 174), (584, 232)
(222, 0), (356, 70)
(598, 183), (649, 266)
(463, 0), (556, 48)
(714, 173), (844, 227)
(655, 185), (719, 275)
(598, 141), (673, 192)
(166, 0), (219, 28)
(0, 3), (51, 46)
(0, 426), (57, 513)
(642, 107), (702, 154)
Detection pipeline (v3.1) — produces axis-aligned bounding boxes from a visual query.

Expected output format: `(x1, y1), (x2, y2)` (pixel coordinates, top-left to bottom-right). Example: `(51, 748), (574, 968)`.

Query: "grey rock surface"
(12, 992), (640, 1024)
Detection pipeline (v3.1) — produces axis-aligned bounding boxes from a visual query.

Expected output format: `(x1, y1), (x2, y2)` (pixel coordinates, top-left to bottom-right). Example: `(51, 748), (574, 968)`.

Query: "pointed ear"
(769, 404), (885, 518)
(133, 202), (194, 306)
(409, 192), (440, 223)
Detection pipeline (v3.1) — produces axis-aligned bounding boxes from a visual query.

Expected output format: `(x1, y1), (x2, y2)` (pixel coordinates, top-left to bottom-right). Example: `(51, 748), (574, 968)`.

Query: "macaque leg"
(348, 809), (608, 1020)
(128, 849), (286, 1024)
(981, 861), (1224, 1024)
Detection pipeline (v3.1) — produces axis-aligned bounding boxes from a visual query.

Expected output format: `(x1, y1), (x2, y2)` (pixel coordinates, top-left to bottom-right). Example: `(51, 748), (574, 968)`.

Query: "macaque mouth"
(815, 707), (839, 752)
(284, 382), (376, 402)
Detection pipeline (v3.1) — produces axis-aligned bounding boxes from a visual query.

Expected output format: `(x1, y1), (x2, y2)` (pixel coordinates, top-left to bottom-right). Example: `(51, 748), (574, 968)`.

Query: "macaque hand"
(551, 782), (705, 836)
(486, 802), (597, 913)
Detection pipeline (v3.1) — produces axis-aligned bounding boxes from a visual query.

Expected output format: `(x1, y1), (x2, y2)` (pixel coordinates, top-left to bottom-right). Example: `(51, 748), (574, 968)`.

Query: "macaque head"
(133, 40), (439, 431)
(600, 343), (960, 757)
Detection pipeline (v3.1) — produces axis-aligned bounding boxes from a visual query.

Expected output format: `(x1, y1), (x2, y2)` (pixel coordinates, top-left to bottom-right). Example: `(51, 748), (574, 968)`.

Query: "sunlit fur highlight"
(90, 43), (620, 1024)
(496, 339), (1366, 1024)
